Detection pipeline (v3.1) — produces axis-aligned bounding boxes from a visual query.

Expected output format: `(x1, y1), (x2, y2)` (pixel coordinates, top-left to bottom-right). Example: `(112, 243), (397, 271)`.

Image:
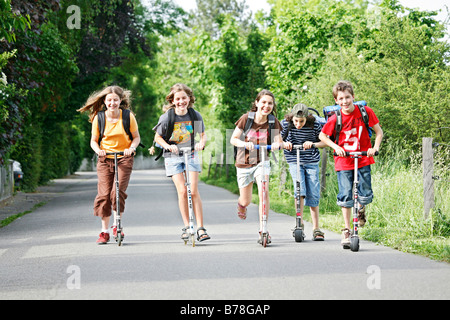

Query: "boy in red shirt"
(319, 81), (383, 248)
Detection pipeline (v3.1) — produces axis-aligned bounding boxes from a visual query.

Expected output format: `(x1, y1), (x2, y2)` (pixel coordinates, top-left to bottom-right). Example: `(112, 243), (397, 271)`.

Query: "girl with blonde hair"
(78, 85), (141, 244)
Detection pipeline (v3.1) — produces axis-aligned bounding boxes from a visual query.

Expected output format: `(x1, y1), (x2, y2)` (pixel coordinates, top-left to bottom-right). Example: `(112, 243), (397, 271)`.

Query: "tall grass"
(200, 144), (450, 262)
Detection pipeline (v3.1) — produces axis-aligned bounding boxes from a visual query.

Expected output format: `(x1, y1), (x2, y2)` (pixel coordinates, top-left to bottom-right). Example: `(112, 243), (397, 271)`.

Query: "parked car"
(12, 160), (23, 187)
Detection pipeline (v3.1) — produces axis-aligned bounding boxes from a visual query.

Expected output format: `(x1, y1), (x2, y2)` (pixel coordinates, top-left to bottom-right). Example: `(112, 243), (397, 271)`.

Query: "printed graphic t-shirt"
(153, 108), (205, 158)
(234, 112), (282, 169)
(321, 105), (379, 171)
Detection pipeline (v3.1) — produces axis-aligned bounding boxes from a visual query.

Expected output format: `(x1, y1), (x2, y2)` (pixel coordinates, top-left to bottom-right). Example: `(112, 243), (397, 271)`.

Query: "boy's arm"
(319, 132), (346, 156)
(367, 123), (383, 157)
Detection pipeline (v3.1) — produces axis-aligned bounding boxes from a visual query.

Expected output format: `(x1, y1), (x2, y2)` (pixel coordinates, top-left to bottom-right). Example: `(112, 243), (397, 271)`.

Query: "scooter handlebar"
(333, 151), (379, 157)
(178, 146), (205, 154)
(254, 145), (272, 150)
(105, 152), (125, 156)
(292, 144), (317, 150)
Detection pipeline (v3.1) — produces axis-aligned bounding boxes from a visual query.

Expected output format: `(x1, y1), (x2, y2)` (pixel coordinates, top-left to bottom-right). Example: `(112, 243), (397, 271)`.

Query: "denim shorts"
(236, 161), (271, 189)
(164, 152), (202, 177)
(336, 165), (373, 208)
(288, 162), (320, 207)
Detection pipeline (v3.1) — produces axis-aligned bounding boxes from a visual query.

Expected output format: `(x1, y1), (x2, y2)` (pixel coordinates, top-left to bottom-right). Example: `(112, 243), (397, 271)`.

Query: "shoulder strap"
(243, 112), (255, 138)
(187, 107), (198, 135)
(187, 108), (198, 150)
(356, 103), (370, 134)
(164, 108), (176, 142)
(123, 109), (145, 148)
(268, 114), (275, 144)
(334, 110), (342, 145)
(122, 109), (133, 141)
(97, 111), (105, 146)
(155, 108), (175, 161)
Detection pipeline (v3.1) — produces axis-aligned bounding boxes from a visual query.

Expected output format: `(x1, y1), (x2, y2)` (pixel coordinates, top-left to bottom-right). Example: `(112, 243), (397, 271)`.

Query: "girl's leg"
(94, 158), (114, 243)
(189, 171), (210, 241)
(189, 171), (203, 227)
(101, 216), (111, 231)
(171, 172), (189, 226)
(238, 182), (253, 208)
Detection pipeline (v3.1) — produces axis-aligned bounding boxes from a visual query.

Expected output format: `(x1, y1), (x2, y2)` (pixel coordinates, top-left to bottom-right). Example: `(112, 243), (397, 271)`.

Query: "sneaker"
(341, 228), (351, 248)
(112, 226), (124, 241)
(258, 231), (271, 245)
(96, 232), (110, 245)
(358, 205), (366, 227)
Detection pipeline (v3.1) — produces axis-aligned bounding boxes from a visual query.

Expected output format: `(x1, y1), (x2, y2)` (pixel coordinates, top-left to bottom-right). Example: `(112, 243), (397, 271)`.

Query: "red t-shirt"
(321, 105), (379, 171)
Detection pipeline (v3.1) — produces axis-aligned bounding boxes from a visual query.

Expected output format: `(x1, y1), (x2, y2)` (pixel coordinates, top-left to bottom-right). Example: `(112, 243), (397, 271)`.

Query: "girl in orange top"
(78, 86), (141, 244)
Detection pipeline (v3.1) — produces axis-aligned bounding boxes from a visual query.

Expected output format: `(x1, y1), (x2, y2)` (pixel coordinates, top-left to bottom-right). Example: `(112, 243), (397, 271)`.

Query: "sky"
(172, 0), (449, 24)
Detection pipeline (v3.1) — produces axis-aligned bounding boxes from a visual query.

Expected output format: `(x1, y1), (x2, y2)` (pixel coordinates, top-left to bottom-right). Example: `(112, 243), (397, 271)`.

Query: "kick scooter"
(106, 152), (125, 246)
(255, 145), (271, 248)
(334, 151), (378, 252)
(291, 145), (317, 242)
(179, 147), (196, 247)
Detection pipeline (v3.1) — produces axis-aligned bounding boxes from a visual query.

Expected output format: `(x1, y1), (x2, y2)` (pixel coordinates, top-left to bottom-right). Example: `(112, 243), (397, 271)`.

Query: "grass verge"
(0, 202), (47, 228)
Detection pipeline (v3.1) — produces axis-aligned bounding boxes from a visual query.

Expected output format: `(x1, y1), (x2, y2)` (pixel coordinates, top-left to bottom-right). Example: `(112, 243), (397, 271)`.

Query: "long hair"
(77, 85), (132, 122)
(163, 83), (196, 112)
(250, 89), (277, 117)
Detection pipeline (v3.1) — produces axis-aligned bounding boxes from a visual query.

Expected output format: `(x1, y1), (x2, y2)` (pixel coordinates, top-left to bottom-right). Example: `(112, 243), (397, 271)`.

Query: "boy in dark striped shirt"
(282, 103), (326, 241)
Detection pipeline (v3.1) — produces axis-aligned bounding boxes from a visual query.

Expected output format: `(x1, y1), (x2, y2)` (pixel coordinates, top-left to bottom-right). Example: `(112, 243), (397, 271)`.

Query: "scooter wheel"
(294, 229), (304, 243)
(262, 234), (268, 248)
(350, 236), (359, 252)
(116, 229), (123, 246)
(191, 234), (195, 247)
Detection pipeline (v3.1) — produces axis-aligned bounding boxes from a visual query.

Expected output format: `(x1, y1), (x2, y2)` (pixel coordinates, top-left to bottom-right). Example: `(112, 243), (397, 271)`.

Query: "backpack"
(154, 107), (199, 161)
(323, 101), (371, 145)
(97, 109), (145, 148)
(234, 112), (276, 161)
(282, 107), (325, 140)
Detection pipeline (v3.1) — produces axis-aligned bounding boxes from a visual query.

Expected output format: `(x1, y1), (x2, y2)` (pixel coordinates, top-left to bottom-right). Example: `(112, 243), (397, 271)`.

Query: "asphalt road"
(0, 169), (449, 301)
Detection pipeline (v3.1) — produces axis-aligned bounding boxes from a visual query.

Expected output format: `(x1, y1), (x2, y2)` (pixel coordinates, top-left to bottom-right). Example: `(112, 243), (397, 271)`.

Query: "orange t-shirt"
(92, 109), (138, 158)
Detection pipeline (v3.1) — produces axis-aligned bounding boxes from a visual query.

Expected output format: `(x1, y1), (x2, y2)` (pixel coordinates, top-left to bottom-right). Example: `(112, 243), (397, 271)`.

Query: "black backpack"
(97, 109), (145, 148)
(154, 107), (199, 161)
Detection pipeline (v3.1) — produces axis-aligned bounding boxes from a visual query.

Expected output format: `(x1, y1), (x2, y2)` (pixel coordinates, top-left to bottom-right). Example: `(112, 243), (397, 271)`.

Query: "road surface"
(0, 169), (449, 301)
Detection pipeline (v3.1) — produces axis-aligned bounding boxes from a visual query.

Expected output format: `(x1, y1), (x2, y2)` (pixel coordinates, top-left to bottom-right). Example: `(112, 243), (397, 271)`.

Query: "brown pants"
(93, 156), (134, 218)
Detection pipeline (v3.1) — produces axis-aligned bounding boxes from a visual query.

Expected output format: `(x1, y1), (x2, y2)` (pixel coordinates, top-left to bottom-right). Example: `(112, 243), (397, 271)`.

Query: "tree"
(264, 0), (371, 109)
(192, 0), (252, 38)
